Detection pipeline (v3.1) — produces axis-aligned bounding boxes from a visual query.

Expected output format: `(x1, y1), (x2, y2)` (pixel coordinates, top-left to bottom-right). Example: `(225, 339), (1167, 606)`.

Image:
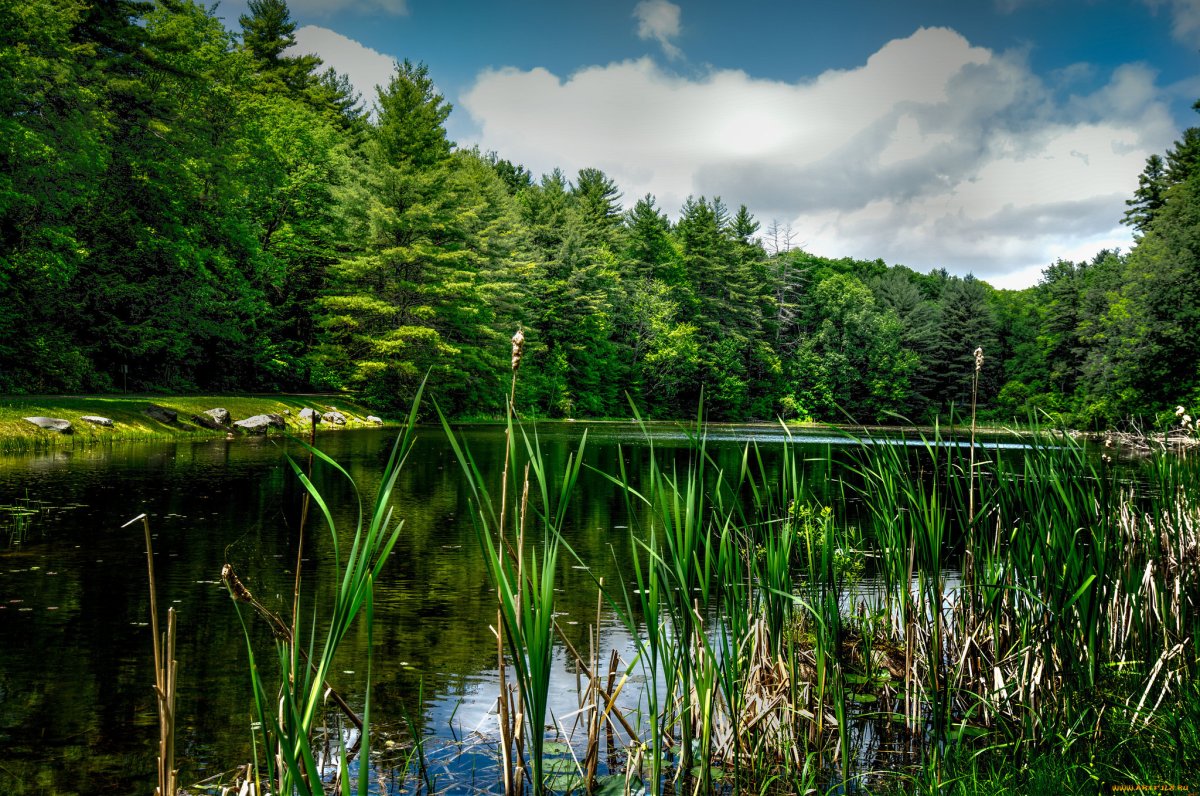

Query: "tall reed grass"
(219, 371), (1198, 794)
(468, 404), (1200, 794)
(222, 382), (425, 795)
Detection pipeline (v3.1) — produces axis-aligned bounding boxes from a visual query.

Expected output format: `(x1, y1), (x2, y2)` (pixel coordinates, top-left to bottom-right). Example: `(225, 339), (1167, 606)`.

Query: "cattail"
(221, 563), (254, 604)
(974, 347), (984, 372)
(1177, 405), (1186, 417)
(511, 328), (525, 372)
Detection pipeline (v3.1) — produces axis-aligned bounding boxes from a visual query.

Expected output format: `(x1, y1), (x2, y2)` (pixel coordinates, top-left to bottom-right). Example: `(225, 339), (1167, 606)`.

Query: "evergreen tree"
(1124, 154), (1167, 234)
(570, 167), (623, 248)
(927, 276), (1000, 411)
(320, 61), (510, 411)
(871, 269), (940, 414)
(240, 0), (318, 93)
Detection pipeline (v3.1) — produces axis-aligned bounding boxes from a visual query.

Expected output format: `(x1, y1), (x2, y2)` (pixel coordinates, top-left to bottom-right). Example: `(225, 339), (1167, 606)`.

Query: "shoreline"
(0, 393), (1104, 453)
(0, 393), (394, 451)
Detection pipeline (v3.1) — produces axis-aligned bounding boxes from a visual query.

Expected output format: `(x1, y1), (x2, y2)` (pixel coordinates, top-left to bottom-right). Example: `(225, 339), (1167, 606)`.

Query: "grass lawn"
(0, 393), (392, 450)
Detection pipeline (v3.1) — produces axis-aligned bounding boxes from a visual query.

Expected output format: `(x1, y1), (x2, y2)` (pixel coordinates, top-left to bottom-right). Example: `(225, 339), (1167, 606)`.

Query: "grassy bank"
(0, 394), (393, 451)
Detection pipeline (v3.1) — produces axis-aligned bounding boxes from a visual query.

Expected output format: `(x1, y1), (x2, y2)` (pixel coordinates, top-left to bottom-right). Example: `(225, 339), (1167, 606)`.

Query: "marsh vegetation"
(0, 401), (1196, 794)
(197, 392), (1199, 795)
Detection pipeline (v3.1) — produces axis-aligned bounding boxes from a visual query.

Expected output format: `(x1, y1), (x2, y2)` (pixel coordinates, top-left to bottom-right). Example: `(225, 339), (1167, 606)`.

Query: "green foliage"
(320, 65), (514, 412)
(787, 502), (862, 581)
(5, 6), (1200, 428)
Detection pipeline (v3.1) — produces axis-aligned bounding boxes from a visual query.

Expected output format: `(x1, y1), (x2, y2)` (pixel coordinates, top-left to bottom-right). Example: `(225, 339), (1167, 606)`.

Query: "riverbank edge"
(0, 393), (393, 451)
(0, 393), (1081, 453)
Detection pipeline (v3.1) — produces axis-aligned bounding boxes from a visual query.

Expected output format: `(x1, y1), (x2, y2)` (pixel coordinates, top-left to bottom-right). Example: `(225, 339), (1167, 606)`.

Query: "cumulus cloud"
(633, 0), (682, 59)
(1143, 0), (1200, 45)
(290, 25), (397, 110)
(461, 27), (1175, 286)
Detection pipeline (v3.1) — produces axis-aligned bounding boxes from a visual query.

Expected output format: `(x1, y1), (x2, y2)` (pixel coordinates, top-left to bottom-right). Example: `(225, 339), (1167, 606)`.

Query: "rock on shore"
(24, 417), (72, 433)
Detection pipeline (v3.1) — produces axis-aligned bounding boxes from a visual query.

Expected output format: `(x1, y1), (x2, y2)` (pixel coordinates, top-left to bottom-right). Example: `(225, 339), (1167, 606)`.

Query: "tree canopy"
(3, 0), (1198, 428)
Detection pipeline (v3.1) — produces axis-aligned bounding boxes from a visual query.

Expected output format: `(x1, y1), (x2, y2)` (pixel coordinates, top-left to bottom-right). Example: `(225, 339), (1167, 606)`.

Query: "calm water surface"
(0, 422), (1034, 794)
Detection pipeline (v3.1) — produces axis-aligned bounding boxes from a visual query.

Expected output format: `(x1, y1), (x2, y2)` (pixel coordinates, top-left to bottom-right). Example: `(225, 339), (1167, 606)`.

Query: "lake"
(0, 421), (1037, 794)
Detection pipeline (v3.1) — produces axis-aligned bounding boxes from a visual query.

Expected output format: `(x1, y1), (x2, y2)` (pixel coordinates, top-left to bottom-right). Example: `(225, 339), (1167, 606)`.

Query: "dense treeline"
(3, 0), (1199, 426)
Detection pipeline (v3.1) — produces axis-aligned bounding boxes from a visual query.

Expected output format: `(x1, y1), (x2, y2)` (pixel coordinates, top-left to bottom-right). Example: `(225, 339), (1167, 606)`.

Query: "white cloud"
(289, 0), (407, 16)
(1143, 0), (1200, 44)
(290, 25), (397, 110)
(633, 0), (682, 59)
(461, 27), (1175, 287)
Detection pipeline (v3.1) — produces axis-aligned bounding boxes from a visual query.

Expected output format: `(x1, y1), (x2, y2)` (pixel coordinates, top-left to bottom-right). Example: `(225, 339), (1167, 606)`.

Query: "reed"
(395, 367), (1200, 793)
(439, 403), (587, 795)
(128, 512), (178, 796)
(223, 381), (425, 795)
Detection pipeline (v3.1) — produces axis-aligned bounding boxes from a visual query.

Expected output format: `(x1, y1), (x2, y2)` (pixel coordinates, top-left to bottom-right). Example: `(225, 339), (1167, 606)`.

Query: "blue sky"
(215, 0), (1200, 287)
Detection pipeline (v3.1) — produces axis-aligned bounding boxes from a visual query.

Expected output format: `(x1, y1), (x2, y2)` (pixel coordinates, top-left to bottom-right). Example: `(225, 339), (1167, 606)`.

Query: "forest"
(4, 0), (1200, 428)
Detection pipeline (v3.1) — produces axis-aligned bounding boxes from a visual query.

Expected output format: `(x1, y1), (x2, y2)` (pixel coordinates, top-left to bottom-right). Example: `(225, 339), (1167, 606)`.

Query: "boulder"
(24, 417), (72, 433)
(299, 407), (322, 424)
(80, 415), (113, 428)
(190, 412), (225, 430)
(322, 411), (347, 425)
(232, 414), (287, 434)
(144, 404), (177, 424)
(232, 415), (273, 434)
(366, 415), (383, 425)
(204, 408), (230, 426)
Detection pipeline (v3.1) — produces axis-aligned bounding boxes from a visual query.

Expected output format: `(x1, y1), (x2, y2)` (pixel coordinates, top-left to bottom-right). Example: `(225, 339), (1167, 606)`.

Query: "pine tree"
(320, 61), (511, 412)
(1124, 154), (1167, 234)
(928, 276), (1000, 411)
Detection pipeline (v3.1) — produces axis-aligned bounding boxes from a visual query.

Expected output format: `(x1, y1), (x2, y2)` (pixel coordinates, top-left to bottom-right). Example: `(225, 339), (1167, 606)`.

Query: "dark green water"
(0, 422), (1034, 794)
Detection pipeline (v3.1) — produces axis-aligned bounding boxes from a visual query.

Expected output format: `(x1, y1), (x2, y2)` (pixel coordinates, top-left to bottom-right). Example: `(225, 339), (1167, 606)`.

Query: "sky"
(214, 0), (1200, 288)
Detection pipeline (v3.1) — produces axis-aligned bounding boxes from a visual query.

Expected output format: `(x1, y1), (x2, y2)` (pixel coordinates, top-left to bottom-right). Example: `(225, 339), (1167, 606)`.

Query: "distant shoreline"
(0, 393), (393, 451)
(0, 393), (1082, 453)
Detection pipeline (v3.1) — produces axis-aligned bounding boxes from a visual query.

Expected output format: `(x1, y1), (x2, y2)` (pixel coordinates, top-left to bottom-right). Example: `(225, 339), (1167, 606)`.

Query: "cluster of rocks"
(24, 403), (384, 436)
(24, 415), (118, 433)
(297, 407), (383, 427)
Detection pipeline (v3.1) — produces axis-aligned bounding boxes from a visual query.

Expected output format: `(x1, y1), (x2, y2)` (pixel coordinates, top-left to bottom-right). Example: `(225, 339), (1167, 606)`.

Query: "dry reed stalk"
(127, 512), (178, 796)
(220, 563), (364, 732)
(551, 616), (640, 741)
(583, 584), (602, 789)
(968, 347), (983, 531)
(605, 647), (620, 770)
(496, 327), (525, 796)
(904, 529), (917, 734)
(512, 468), (532, 791)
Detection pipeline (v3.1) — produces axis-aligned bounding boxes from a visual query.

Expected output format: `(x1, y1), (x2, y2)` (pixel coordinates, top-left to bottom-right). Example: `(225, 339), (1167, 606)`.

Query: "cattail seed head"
(974, 347), (984, 372)
(511, 328), (525, 372)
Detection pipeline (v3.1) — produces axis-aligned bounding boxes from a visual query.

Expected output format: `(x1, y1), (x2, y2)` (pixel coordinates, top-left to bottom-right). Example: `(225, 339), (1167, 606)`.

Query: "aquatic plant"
(223, 381), (425, 795)
(439, 404), (587, 795)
